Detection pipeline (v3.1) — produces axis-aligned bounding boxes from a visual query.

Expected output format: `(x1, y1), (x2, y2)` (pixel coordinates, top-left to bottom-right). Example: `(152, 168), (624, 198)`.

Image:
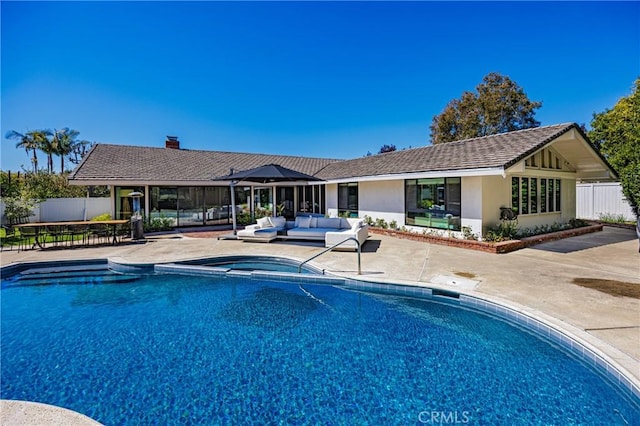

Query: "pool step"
(2, 267), (141, 288)
(18, 264), (110, 276)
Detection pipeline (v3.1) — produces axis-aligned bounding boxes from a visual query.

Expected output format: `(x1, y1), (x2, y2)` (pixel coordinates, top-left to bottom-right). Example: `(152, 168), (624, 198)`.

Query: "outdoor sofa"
(237, 215), (368, 250)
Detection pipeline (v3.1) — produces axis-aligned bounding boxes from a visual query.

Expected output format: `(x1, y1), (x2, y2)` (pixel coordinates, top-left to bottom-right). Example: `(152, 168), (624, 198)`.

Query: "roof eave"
(322, 167), (506, 184)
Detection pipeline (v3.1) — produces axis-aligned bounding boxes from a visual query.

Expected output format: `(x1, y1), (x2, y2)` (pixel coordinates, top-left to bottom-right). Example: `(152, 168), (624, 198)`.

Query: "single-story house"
(69, 123), (617, 238)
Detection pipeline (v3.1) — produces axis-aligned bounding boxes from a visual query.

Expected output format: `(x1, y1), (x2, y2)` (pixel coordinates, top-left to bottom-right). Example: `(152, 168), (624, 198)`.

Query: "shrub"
(2, 196), (36, 223)
(485, 220), (519, 242)
(597, 213), (627, 224)
(237, 212), (253, 226)
(374, 218), (388, 229)
(462, 226), (478, 241)
(90, 213), (112, 221)
(388, 220), (398, 230)
(516, 219), (589, 238)
(569, 218), (589, 228)
(145, 216), (175, 232)
(255, 208), (272, 219)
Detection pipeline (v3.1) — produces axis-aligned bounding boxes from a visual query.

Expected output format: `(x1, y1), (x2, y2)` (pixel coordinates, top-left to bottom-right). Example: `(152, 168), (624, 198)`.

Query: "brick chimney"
(165, 136), (180, 149)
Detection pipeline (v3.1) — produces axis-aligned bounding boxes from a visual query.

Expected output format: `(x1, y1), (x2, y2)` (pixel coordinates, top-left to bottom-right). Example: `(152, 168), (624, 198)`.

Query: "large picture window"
(511, 177), (561, 215)
(115, 186), (144, 221)
(338, 183), (358, 217)
(405, 178), (461, 231)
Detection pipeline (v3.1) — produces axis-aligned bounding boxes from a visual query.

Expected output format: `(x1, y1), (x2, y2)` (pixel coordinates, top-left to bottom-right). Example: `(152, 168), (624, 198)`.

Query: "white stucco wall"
(481, 175), (512, 233)
(562, 178), (577, 222)
(325, 183), (338, 217)
(358, 180), (405, 224)
(461, 176), (483, 236)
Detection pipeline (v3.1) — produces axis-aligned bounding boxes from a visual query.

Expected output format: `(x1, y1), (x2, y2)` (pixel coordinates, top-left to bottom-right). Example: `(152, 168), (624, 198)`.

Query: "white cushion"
(271, 216), (286, 228)
(297, 216), (312, 228)
(257, 217), (272, 228)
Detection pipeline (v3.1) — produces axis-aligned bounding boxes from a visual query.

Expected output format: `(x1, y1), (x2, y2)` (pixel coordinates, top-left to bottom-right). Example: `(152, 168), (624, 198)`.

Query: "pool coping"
(0, 400), (101, 426)
(2, 256), (639, 421)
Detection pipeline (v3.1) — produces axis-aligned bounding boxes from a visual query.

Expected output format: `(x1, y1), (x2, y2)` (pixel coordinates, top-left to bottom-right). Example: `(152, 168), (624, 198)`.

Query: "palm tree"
(52, 128), (80, 173)
(5, 130), (40, 172)
(33, 129), (55, 173)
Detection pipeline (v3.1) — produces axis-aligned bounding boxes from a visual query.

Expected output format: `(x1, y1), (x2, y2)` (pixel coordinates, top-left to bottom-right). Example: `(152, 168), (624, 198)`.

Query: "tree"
(430, 72), (542, 144)
(378, 144), (397, 154)
(5, 127), (90, 174)
(35, 129), (56, 173)
(69, 139), (94, 165)
(588, 79), (640, 216)
(5, 130), (40, 172)
(52, 128), (80, 173)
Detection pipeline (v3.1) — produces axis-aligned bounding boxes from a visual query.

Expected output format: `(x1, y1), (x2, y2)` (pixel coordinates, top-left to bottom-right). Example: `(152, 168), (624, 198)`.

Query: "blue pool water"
(178, 256), (322, 274)
(1, 270), (638, 425)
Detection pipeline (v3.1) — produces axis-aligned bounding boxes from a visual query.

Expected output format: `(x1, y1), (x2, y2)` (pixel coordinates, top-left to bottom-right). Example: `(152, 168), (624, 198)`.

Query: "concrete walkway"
(1, 226), (639, 423)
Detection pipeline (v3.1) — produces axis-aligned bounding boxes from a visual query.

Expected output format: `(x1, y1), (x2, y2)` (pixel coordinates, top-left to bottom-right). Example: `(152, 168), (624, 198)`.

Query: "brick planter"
(368, 224), (604, 254)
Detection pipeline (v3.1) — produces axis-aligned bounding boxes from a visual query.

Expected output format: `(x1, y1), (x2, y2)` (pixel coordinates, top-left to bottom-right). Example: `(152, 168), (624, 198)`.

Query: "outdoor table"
(15, 220), (129, 249)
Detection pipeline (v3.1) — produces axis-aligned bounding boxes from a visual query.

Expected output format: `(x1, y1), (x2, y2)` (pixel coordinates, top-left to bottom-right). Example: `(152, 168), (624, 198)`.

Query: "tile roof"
(315, 123), (579, 180)
(69, 144), (340, 183)
(69, 123), (586, 183)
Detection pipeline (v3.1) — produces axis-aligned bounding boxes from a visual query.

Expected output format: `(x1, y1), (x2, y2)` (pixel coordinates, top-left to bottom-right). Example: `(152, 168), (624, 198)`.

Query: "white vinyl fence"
(576, 182), (635, 221)
(1, 197), (111, 224)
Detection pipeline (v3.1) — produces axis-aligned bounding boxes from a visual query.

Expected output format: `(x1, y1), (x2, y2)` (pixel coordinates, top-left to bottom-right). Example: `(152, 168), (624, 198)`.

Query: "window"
(338, 183), (358, 217)
(253, 187), (273, 217)
(150, 187), (177, 218)
(530, 178), (537, 214)
(298, 185), (325, 215)
(115, 187), (144, 220)
(511, 177), (561, 215)
(204, 187), (234, 225)
(511, 177), (519, 213)
(405, 178), (461, 231)
(548, 179), (555, 212)
(313, 185), (325, 214)
(521, 178), (529, 214)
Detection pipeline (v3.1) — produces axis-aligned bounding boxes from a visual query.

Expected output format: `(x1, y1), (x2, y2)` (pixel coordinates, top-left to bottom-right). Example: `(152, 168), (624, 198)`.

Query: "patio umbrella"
(217, 164), (323, 184)
(214, 164), (323, 236)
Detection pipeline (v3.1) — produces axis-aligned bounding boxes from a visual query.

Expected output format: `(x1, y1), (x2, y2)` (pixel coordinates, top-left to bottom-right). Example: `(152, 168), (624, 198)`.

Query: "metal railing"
(298, 237), (361, 275)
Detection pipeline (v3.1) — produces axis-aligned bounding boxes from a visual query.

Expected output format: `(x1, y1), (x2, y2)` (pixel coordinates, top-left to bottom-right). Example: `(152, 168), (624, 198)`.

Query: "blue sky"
(2, 1), (638, 172)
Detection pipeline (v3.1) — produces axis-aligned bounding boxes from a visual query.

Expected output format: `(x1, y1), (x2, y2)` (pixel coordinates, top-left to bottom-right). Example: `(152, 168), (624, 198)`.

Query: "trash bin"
(131, 217), (144, 240)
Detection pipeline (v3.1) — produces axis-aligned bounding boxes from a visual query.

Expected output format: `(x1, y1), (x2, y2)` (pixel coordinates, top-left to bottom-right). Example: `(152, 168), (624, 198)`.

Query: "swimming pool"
(1, 262), (638, 424)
